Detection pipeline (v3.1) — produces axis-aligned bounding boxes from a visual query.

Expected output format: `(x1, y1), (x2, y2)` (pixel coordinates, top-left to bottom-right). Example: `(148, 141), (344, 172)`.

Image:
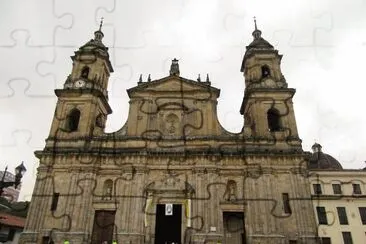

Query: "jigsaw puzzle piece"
(0, 30), (57, 97)
(0, 0), (71, 46)
(53, 0), (114, 46)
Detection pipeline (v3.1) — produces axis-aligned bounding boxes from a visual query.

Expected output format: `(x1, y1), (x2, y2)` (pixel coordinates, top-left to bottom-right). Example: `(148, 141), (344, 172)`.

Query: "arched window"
(267, 108), (281, 132)
(66, 109), (80, 132)
(261, 65), (270, 78)
(81, 66), (90, 79)
(102, 179), (113, 200)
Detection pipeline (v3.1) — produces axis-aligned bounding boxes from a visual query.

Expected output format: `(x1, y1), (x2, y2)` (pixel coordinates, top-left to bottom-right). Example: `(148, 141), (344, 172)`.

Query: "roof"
(308, 152), (343, 170)
(247, 36), (274, 49)
(127, 75), (220, 97)
(0, 212), (26, 228)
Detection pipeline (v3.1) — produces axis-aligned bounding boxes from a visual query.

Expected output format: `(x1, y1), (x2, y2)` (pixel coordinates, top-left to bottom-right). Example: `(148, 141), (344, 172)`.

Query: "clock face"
(74, 80), (86, 88)
(64, 83), (73, 88)
(264, 78), (276, 88)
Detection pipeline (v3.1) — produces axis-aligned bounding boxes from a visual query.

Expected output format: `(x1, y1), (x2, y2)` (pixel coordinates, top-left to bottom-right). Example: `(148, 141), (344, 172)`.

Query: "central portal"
(155, 204), (182, 244)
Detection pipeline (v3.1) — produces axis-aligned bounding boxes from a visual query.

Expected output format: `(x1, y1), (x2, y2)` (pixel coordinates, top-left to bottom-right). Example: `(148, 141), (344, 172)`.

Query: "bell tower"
(46, 19), (113, 147)
(240, 18), (301, 148)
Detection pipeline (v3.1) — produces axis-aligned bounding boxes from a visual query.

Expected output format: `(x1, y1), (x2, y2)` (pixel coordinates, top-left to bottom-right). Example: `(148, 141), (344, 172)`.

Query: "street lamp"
(0, 162), (27, 196)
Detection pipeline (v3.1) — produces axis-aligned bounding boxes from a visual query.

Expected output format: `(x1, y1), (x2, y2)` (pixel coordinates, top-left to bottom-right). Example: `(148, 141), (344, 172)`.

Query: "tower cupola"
(63, 18), (113, 95)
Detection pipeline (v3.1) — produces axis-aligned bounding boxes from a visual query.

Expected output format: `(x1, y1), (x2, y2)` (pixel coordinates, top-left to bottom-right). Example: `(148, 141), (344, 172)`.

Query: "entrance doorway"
(223, 212), (245, 244)
(91, 210), (116, 244)
(155, 204), (182, 244)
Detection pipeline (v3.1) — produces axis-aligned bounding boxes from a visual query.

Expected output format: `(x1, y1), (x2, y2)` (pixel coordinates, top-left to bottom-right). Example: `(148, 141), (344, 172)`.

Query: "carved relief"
(164, 113), (180, 135)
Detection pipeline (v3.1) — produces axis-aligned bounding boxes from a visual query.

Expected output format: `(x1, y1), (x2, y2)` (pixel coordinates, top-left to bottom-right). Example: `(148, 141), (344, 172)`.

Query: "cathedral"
(19, 20), (321, 244)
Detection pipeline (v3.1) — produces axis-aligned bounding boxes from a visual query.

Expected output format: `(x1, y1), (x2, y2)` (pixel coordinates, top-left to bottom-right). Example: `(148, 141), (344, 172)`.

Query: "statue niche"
(223, 180), (237, 202)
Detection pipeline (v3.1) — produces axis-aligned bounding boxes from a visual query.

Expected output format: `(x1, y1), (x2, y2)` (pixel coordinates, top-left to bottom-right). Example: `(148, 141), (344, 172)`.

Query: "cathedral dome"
(308, 143), (343, 170)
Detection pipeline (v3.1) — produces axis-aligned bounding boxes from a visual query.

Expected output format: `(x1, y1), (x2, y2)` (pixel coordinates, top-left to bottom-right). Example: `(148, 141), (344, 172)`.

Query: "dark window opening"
(337, 207), (348, 225)
(50, 192), (59, 211)
(81, 66), (90, 79)
(66, 109), (80, 132)
(359, 207), (366, 224)
(353, 184), (361, 194)
(316, 206), (327, 225)
(267, 108), (281, 132)
(342, 232), (353, 244)
(332, 184), (341, 194)
(320, 237), (331, 244)
(261, 65), (270, 78)
(313, 184), (322, 195)
(7, 229), (15, 241)
(282, 193), (292, 214)
(289, 240), (297, 244)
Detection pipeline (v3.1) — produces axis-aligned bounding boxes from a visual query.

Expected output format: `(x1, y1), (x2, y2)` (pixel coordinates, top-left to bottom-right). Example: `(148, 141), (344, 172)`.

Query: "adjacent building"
(0, 212), (26, 244)
(309, 143), (366, 244)
(0, 171), (21, 202)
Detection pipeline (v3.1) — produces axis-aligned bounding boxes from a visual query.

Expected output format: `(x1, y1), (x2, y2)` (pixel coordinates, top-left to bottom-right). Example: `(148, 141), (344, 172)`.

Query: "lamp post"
(0, 162), (27, 196)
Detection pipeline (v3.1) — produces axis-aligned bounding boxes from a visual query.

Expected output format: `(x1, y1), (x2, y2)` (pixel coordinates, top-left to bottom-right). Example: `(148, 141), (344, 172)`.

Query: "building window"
(352, 184), (361, 194)
(261, 65), (270, 78)
(289, 240), (297, 244)
(81, 66), (90, 79)
(66, 109), (81, 132)
(332, 184), (341, 194)
(282, 193), (292, 214)
(320, 237), (331, 244)
(313, 184), (322, 195)
(50, 192), (60, 211)
(7, 229), (15, 241)
(316, 206), (327, 224)
(342, 232), (353, 244)
(267, 108), (281, 132)
(337, 207), (348, 225)
(359, 207), (366, 224)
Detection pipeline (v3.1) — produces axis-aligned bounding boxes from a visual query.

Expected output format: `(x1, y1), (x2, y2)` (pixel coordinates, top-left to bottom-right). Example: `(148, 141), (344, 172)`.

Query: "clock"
(264, 78), (276, 88)
(64, 83), (73, 89)
(74, 79), (86, 88)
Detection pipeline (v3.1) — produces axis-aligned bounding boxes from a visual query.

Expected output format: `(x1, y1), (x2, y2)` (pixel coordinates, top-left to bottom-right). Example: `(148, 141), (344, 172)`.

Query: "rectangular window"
(313, 184), (322, 194)
(337, 207), (348, 225)
(332, 184), (341, 194)
(316, 206), (328, 224)
(320, 237), (331, 244)
(359, 207), (366, 224)
(282, 193), (292, 214)
(289, 241), (297, 244)
(342, 232), (353, 244)
(353, 184), (361, 194)
(7, 229), (15, 241)
(50, 192), (60, 211)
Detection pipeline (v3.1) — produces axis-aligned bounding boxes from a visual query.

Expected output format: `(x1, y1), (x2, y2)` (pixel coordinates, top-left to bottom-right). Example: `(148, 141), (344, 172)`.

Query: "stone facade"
(19, 23), (320, 244)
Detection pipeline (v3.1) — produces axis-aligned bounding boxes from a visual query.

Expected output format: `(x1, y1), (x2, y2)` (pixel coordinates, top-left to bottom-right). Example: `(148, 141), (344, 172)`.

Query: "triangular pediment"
(127, 75), (220, 97)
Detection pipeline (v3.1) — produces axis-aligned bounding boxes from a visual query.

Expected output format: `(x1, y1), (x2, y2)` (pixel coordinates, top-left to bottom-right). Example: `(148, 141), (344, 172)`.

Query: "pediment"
(127, 75), (219, 97)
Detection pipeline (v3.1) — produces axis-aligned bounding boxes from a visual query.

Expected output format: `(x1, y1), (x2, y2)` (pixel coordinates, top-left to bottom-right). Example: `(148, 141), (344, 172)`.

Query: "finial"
(94, 17), (104, 42)
(99, 17), (104, 31)
(197, 74), (201, 82)
(138, 74), (142, 84)
(254, 16), (257, 30)
(147, 74), (151, 82)
(252, 16), (262, 40)
(206, 74), (210, 82)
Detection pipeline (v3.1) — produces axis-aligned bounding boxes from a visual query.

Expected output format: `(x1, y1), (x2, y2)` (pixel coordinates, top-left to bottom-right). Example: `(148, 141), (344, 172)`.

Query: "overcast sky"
(1, 0), (366, 201)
